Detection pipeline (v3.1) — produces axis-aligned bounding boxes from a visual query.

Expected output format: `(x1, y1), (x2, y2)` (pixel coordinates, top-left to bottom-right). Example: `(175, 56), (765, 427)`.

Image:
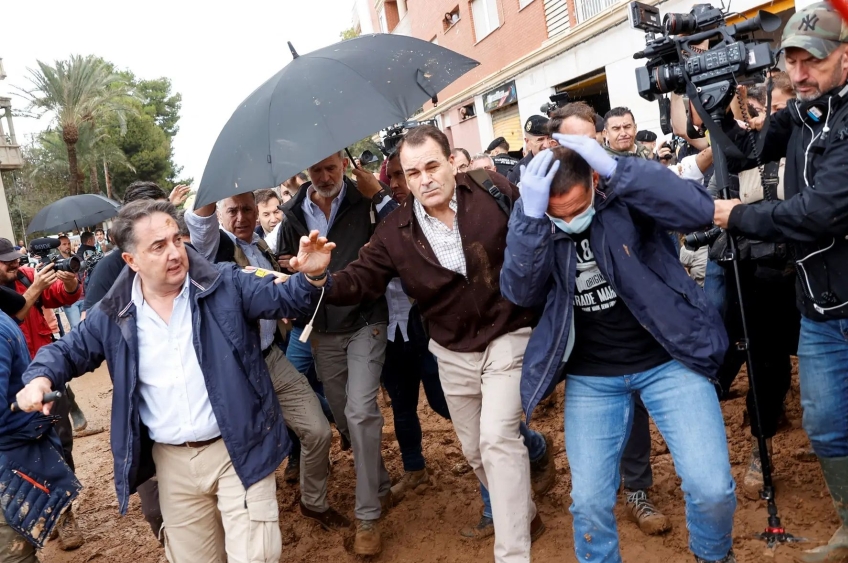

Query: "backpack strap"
(465, 169), (512, 217)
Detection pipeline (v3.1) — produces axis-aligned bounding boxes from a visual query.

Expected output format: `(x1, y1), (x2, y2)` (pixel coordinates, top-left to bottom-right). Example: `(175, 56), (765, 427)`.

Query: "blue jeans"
(704, 260), (727, 319)
(478, 422), (545, 519)
(63, 300), (84, 330)
(797, 316), (848, 458)
(565, 361), (736, 563)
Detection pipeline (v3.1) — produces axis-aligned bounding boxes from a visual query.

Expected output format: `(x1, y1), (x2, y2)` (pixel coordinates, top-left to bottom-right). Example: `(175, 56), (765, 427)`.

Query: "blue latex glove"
(519, 149), (561, 219)
(552, 134), (617, 179)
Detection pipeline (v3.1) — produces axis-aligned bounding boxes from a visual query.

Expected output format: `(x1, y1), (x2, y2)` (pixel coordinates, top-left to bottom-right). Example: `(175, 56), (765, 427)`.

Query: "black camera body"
(540, 92), (571, 116)
(380, 119), (438, 155)
(630, 1), (780, 113)
(29, 238), (81, 274)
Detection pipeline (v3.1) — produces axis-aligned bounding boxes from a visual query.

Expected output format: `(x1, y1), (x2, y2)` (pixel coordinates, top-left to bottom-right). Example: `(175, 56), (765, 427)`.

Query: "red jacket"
(13, 267), (81, 358)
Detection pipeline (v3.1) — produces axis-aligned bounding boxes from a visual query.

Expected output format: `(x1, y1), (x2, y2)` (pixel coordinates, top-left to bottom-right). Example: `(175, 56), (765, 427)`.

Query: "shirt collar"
(305, 182), (347, 214)
(414, 189), (458, 221)
(132, 273), (191, 309)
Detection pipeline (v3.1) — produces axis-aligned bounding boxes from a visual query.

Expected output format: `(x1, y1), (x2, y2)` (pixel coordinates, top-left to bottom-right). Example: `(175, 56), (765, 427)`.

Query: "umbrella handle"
(345, 148), (360, 169)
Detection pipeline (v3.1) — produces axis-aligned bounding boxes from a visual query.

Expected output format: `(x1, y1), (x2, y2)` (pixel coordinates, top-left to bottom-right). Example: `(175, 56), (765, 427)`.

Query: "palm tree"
(19, 55), (132, 195)
(32, 125), (135, 198)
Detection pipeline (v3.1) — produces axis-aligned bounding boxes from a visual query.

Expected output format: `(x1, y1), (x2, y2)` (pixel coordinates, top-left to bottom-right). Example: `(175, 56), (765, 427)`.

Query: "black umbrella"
(27, 194), (120, 235)
(195, 33), (479, 208)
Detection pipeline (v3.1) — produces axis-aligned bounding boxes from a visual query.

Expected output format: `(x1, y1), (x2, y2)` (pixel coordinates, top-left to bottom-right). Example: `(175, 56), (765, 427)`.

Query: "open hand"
(169, 184), (191, 207)
(15, 377), (54, 415)
(552, 134), (617, 179)
(519, 149), (560, 218)
(288, 230), (336, 279)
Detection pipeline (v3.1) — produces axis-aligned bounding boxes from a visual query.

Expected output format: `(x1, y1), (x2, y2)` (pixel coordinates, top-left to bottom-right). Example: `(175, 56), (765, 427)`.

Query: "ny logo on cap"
(799, 14), (819, 31)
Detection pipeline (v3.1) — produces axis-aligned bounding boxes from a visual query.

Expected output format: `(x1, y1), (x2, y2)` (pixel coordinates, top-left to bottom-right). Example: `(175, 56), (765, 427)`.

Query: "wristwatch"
(305, 269), (328, 282)
(371, 189), (389, 205)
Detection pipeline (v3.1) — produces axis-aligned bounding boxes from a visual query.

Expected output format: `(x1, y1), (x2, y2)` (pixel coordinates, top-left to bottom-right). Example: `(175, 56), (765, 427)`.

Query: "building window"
(576, 0), (619, 23)
(443, 6), (461, 31)
(471, 0), (500, 41)
(519, 0), (535, 8)
(460, 103), (476, 120)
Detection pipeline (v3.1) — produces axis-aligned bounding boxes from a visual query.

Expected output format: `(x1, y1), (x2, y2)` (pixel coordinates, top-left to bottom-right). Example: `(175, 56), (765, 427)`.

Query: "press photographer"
(711, 4), (848, 560)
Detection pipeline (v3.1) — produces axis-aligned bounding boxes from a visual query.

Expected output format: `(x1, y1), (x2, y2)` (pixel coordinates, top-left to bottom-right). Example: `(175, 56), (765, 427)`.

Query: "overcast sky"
(2, 0), (354, 186)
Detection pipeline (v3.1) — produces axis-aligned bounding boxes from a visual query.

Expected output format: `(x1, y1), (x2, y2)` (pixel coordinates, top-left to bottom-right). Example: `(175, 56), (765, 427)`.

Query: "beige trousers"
(153, 439), (281, 563)
(265, 345), (332, 512)
(429, 327), (536, 563)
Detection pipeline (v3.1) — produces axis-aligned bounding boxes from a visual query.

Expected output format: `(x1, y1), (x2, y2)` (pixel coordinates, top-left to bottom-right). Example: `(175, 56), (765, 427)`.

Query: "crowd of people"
(2, 3), (848, 563)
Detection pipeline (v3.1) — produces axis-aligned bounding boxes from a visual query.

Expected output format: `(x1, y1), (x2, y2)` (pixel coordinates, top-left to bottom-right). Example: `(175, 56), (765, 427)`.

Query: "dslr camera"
(29, 238), (81, 273)
(629, 1), (780, 114)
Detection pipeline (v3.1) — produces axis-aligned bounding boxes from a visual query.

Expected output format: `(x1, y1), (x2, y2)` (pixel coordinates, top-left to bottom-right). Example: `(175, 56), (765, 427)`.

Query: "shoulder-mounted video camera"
(540, 92), (571, 117)
(629, 1), (781, 114)
(29, 238), (81, 273)
(380, 119), (439, 155)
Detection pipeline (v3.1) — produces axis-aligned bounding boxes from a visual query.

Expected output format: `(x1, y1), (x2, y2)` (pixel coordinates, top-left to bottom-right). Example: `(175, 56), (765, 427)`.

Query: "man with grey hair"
(469, 153), (496, 173)
(15, 199), (334, 562)
(186, 191), (349, 531)
(277, 150), (398, 556)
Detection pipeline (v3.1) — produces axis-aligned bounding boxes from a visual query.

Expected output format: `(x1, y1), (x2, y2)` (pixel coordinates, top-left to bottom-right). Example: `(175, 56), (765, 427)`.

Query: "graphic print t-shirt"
(564, 228), (671, 376)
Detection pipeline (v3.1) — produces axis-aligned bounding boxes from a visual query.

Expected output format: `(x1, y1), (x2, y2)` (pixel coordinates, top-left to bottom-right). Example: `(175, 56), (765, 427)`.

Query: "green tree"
(18, 55), (133, 196)
(104, 71), (188, 199)
(340, 27), (360, 41)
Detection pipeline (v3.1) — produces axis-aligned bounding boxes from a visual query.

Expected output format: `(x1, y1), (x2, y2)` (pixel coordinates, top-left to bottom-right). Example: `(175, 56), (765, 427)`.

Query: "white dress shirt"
(412, 192), (467, 276)
(184, 210), (277, 350)
(132, 274), (220, 445)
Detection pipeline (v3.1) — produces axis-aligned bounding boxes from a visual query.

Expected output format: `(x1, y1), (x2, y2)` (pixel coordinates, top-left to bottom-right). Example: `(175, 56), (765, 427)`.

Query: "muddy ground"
(39, 362), (832, 563)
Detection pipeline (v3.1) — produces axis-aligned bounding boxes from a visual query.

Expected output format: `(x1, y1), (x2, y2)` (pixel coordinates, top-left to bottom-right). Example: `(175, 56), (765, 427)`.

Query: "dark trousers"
(717, 262), (799, 438)
(137, 479), (163, 542)
(382, 309), (451, 472)
(620, 397), (653, 490)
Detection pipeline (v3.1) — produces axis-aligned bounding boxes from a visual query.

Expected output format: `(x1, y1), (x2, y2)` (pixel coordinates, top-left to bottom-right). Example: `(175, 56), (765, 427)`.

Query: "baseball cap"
(781, 2), (848, 60)
(486, 137), (508, 152)
(524, 115), (550, 137)
(0, 238), (25, 262)
(636, 130), (657, 142)
(594, 114), (605, 133)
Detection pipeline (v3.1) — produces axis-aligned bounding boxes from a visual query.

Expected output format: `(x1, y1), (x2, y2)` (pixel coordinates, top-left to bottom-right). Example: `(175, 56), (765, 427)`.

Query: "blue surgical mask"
(548, 192), (595, 234)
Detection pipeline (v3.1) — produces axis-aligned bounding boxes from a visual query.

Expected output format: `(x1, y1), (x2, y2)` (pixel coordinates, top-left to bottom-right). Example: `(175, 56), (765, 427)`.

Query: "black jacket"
(726, 89), (848, 320)
(492, 154), (519, 177)
(507, 152), (532, 185)
(277, 177), (390, 333)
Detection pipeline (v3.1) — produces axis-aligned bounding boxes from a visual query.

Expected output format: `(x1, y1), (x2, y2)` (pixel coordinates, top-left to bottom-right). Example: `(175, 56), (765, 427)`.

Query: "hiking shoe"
(390, 469), (430, 501)
(299, 502), (351, 531)
(695, 551), (736, 563)
(530, 432), (556, 496)
(624, 489), (671, 535)
(57, 509), (84, 551)
(379, 491), (395, 514)
(284, 452), (300, 484)
(460, 515), (494, 540)
(742, 438), (772, 501)
(353, 519), (381, 556)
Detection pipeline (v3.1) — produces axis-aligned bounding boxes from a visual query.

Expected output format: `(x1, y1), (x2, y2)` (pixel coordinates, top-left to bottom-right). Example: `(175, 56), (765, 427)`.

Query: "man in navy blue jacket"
(501, 137), (736, 563)
(14, 200), (333, 563)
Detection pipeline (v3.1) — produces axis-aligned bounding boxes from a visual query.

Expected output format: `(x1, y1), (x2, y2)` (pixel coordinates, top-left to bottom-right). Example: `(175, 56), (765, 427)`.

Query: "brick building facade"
(351, 0), (798, 156)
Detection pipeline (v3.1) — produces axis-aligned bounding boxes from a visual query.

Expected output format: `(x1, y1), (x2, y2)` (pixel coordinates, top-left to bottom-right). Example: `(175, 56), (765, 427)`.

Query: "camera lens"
(55, 256), (81, 274)
(663, 12), (697, 35)
(651, 64), (683, 94)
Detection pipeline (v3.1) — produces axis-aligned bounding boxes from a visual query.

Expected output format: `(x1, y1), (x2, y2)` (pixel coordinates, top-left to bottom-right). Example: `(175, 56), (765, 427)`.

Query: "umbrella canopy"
(27, 194), (120, 235)
(195, 33), (479, 208)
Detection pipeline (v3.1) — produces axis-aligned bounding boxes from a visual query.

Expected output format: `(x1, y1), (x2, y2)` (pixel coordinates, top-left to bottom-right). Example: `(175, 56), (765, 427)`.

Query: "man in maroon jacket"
(290, 125), (547, 563)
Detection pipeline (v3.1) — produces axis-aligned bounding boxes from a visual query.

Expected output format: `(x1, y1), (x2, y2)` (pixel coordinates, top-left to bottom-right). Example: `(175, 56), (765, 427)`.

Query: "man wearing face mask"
(500, 138), (736, 563)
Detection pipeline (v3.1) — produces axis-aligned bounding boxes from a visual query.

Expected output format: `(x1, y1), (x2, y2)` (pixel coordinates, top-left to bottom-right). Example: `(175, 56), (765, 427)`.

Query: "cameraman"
(713, 4), (848, 560)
